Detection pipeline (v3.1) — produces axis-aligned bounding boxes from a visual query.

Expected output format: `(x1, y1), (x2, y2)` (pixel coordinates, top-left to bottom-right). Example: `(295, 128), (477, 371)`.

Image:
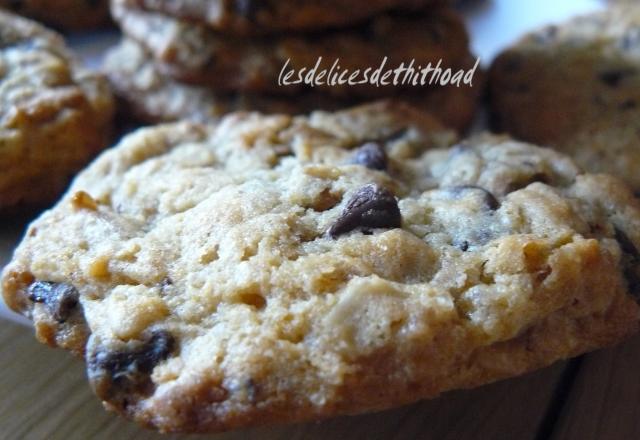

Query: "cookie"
(120, 0), (440, 36)
(489, 6), (640, 192)
(3, 101), (639, 433)
(0, 10), (114, 212)
(112, 0), (473, 99)
(0, 0), (111, 31)
(104, 38), (482, 132)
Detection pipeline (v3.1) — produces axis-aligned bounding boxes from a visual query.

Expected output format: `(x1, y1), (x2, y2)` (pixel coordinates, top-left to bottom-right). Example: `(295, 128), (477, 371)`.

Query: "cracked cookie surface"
(0, 9), (114, 211)
(490, 5), (640, 192)
(2, 102), (639, 432)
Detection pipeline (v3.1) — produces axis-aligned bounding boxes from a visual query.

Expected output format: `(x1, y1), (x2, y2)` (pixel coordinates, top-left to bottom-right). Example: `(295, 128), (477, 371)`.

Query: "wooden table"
(2, 216), (639, 440)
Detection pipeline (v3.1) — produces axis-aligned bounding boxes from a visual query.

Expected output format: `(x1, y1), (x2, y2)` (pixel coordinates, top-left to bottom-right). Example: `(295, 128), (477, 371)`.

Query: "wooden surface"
(1, 217), (639, 440)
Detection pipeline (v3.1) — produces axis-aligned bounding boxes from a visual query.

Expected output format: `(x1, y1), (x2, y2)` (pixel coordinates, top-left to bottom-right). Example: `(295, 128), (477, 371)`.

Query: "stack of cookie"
(105, 0), (482, 132)
(0, 9), (114, 212)
(0, 0), (111, 31)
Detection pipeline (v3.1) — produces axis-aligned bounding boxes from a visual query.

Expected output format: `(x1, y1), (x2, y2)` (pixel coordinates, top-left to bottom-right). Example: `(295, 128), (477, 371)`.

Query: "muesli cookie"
(104, 38), (482, 131)
(490, 5), (640, 192)
(112, 0), (474, 98)
(0, 10), (114, 211)
(0, 0), (111, 31)
(119, 0), (440, 36)
(3, 101), (639, 432)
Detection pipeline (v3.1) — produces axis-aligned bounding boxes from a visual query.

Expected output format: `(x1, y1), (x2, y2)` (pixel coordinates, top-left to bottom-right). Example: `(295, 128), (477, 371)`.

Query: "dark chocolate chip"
(448, 185), (500, 211)
(350, 142), (388, 170)
(500, 55), (524, 74)
(27, 281), (79, 323)
(88, 331), (176, 395)
(614, 228), (640, 298)
(327, 184), (401, 238)
(615, 228), (640, 259)
(599, 69), (636, 88)
(620, 100), (637, 110)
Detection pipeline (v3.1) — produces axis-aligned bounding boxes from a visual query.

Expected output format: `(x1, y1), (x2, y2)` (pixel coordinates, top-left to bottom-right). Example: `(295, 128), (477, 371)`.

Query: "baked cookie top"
(112, 1), (472, 98)
(105, 38), (482, 132)
(0, 0), (111, 31)
(489, 5), (640, 191)
(3, 102), (639, 432)
(0, 9), (114, 210)
(120, 0), (440, 36)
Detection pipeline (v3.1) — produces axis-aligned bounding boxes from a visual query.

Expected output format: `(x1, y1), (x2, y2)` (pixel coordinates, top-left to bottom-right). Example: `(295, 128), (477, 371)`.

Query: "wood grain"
(550, 333), (640, 440)
(0, 319), (568, 440)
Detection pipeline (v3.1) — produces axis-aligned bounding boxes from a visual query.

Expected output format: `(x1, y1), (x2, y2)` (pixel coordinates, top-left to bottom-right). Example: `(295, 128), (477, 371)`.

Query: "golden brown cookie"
(0, 10), (114, 212)
(2, 101), (639, 432)
(490, 5), (640, 192)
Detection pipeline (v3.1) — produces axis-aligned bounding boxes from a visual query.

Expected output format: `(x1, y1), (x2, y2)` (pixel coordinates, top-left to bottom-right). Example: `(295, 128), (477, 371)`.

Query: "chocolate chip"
(614, 228), (640, 298)
(350, 142), (388, 170)
(599, 69), (635, 88)
(448, 185), (500, 211)
(88, 331), (176, 397)
(27, 281), (79, 322)
(500, 55), (523, 74)
(615, 228), (639, 259)
(619, 100), (637, 110)
(327, 184), (401, 238)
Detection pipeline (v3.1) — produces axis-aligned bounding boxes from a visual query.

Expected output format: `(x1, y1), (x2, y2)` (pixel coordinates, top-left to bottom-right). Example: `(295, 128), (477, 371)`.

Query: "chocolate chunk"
(449, 185), (500, 211)
(615, 228), (640, 259)
(599, 69), (635, 88)
(88, 331), (176, 396)
(500, 55), (523, 74)
(615, 228), (640, 297)
(328, 184), (401, 238)
(27, 281), (79, 322)
(620, 100), (638, 110)
(350, 142), (388, 170)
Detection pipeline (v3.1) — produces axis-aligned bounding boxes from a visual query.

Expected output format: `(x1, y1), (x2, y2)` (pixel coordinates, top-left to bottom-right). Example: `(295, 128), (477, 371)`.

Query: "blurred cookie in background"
(112, 1), (473, 99)
(0, 0), (111, 31)
(489, 5), (640, 192)
(0, 10), (114, 213)
(119, 0), (445, 36)
(105, 38), (483, 132)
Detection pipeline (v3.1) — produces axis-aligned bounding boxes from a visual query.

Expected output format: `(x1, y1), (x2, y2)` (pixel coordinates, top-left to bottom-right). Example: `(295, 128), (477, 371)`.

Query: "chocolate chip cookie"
(119, 0), (440, 36)
(112, 0), (474, 99)
(490, 5), (640, 192)
(0, 0), (111, 31)
(3, 102), (639, 432)
(104, 38), (482, 132)
(0, 10), (114, 212)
